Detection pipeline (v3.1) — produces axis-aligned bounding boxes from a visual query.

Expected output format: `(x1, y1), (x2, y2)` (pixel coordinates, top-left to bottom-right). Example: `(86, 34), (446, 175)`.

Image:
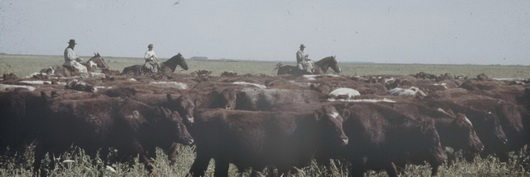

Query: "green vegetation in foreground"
(0, 145), (528, 177)
(1, 54), (529, 78)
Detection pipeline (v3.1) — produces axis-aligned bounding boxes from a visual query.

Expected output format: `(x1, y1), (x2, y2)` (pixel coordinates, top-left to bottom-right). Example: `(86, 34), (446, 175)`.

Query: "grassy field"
(1, 54), (529, 78)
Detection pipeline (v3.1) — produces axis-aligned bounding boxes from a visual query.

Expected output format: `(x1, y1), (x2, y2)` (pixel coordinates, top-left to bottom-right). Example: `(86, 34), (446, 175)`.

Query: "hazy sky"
(0, 0), (529, 65)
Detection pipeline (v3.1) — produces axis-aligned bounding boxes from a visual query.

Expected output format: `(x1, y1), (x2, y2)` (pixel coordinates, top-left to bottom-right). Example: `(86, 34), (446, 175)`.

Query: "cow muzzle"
(186, 115), (194, 124)
(341, 137), (349, 146)
(182, 138), (194, 145)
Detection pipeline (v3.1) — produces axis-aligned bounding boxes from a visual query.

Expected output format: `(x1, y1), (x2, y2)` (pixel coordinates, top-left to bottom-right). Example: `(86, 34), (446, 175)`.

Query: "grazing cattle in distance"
(34, 96), (193, 172)
(327, 102), (446, 177)
(235, 88), (322, 111)
(189, 106), (348, 177)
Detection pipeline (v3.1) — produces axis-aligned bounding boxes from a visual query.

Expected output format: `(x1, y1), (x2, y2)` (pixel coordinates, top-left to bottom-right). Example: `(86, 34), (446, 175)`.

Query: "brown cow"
(422, 97), (509, 158)
(34, 96), (193, 172)
(337, 103), (446, 177)
(445, 95), (528, 160)
(188, 105), (348, 177)
(383, 101), (484, 160)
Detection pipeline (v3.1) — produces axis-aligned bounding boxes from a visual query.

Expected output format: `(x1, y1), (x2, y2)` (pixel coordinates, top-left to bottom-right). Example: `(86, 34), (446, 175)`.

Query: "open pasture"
(1, 54), (529, 78)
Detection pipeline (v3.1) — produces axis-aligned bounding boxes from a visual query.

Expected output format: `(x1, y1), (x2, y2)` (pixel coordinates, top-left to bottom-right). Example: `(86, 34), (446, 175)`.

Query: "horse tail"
(274, 63), (282, 71)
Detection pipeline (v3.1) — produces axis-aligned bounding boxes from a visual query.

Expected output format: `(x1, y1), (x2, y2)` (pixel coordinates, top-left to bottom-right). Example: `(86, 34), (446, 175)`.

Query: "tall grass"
(1, 145), (528, 177)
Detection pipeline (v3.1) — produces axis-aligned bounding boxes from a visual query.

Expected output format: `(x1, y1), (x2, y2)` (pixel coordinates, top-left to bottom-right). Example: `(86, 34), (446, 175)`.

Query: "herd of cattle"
(0, 71), (528, 177)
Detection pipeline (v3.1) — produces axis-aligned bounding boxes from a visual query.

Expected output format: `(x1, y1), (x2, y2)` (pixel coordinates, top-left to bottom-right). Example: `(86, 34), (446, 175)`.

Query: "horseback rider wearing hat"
(144, 43), (160, 73)
(296, 44), (313, 73)
(63, 39), (88, 73)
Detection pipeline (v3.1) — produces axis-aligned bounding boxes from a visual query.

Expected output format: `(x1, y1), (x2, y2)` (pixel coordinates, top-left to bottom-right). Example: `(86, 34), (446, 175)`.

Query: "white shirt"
(64, 47), (78, 63)
(144, 50), (157, 62)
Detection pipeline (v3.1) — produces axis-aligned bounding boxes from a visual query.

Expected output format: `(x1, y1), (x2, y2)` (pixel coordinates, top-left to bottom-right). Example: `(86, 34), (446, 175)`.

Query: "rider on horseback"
(296, 44), (314, 73)
(144, 43), (160, 73)
(63, 39), (88, 73)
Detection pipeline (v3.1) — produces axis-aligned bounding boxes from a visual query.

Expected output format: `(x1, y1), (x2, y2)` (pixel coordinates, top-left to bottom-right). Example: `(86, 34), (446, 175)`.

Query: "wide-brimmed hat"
(68, 39), (77, 45)
(300, 44), (305, 48)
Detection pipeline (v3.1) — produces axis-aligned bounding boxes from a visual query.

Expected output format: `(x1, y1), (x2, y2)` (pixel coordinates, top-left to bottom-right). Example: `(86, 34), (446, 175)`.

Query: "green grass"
(0, 145), (528, 177)
(1, 54), (529, 78)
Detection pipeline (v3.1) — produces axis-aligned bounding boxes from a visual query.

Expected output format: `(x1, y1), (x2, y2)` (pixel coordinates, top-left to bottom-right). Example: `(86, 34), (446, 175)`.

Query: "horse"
(121, 53), (189, 75)
(275, 56), (341, 75)
(85, 53), (109, 72)
(38, 53), (109, 77)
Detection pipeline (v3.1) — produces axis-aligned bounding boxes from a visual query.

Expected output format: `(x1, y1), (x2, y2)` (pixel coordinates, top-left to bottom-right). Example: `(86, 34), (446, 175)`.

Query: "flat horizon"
(1, 52), (528, 67)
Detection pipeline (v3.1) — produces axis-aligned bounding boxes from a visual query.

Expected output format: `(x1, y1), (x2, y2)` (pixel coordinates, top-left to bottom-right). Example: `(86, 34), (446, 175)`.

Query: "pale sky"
(0, 0), (529, 65)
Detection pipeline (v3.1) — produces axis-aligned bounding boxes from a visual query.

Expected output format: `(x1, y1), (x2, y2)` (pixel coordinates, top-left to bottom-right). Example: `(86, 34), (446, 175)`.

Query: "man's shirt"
(64, 47), (77, 63)
(144, 50), (158, 62)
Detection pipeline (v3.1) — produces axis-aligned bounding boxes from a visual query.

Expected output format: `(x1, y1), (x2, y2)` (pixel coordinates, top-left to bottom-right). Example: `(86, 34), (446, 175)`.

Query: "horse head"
(316, 56), (341, 73)
(330, 56), (341, 73)
(87, 52), (109, 70)
(166, 53), (189, 71)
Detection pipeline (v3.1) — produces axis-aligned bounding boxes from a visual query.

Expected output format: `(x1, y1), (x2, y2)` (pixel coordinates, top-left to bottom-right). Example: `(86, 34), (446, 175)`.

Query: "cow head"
(157, 107), (194, 145)
(166, 94), (195, 125)
(465, 108), (508, 152)
(450, 113), (485, 157)
(314, 105), (348, 146)
(213, 88), (237, 110)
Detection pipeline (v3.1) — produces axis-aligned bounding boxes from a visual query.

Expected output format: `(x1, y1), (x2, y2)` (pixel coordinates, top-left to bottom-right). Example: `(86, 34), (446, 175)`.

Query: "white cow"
(388, 86), (427, 97)
(329, 88), (361, 99)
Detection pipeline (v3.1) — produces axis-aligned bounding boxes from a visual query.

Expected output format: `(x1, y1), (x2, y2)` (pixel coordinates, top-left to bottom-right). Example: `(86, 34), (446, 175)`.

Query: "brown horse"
(275, 56), (341, 75)
(85, 53), (109, 72)
(122, 53), (189, 75)
(39, 53), (109, 77)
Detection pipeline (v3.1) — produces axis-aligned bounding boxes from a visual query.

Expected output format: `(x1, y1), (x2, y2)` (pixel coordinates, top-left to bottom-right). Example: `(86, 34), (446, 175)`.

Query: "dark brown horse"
(122, 53), (189, 75)
(275, 56), (341, 75)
